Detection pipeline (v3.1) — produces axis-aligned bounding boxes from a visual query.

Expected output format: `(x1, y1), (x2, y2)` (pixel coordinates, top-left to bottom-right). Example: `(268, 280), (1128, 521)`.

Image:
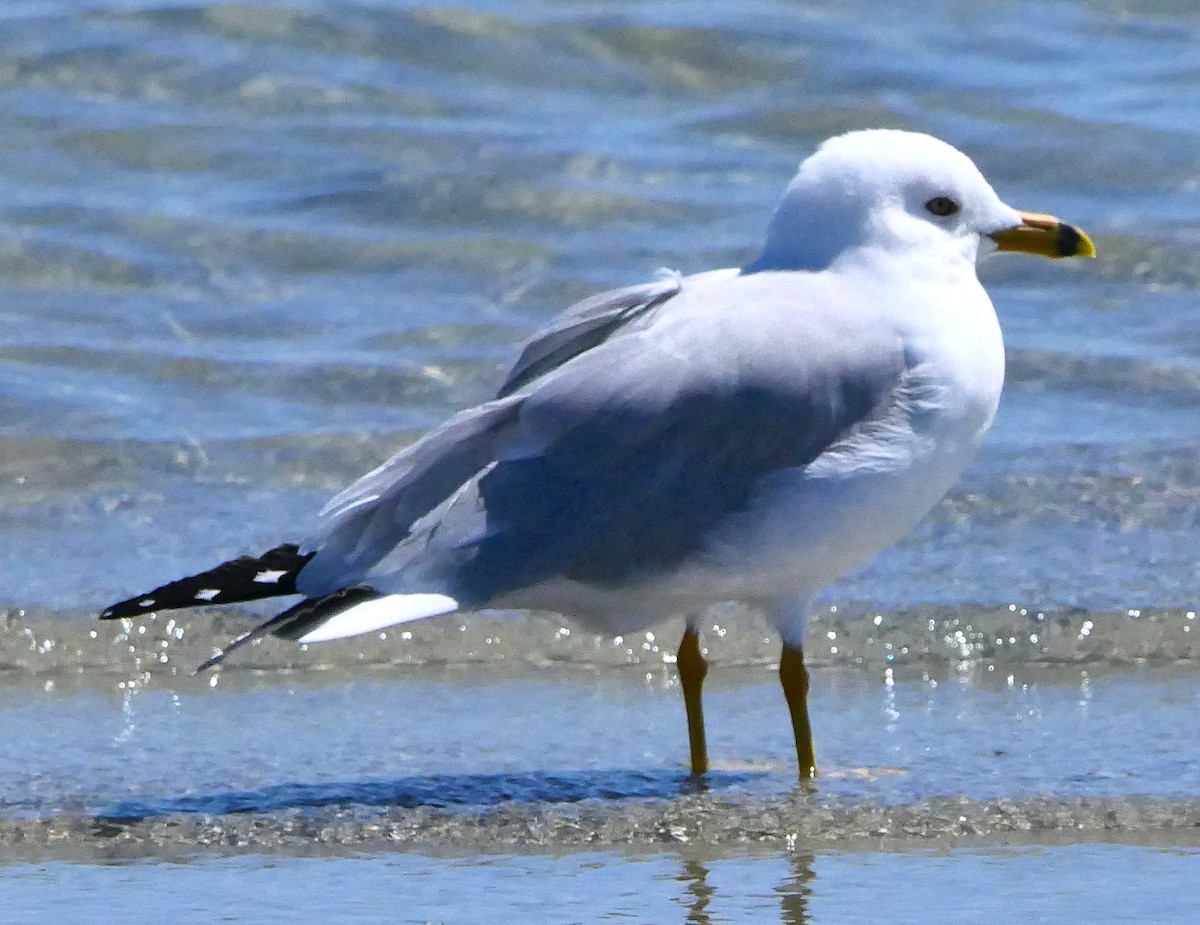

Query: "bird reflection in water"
(675, 850), (815, 925)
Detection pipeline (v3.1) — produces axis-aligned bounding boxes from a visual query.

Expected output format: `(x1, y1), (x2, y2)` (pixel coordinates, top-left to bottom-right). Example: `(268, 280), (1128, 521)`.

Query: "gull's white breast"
(692, 268), (1006, 602)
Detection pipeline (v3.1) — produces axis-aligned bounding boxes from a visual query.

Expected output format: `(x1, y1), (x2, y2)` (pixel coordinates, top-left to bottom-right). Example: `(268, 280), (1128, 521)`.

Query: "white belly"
(688, 436), (980, 599)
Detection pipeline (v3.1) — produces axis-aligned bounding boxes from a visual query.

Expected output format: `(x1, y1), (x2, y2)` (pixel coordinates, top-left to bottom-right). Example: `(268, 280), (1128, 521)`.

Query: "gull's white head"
(747, 129), (1094, 273)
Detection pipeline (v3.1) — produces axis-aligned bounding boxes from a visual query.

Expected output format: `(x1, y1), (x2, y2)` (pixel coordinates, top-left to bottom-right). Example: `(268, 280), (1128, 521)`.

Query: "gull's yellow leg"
(780, 644), (817, 779)
(677, 627), (709, 776)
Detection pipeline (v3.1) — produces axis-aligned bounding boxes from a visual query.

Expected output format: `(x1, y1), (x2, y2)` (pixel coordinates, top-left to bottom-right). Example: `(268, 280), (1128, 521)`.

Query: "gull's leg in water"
(780, 643), (817, 779)
(677, 624), (709, 776)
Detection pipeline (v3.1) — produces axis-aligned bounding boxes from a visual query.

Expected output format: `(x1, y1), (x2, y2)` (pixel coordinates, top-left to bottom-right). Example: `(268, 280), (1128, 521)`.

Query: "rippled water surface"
(5, 846), (1200, 924)
(1, 0), (1199, 920)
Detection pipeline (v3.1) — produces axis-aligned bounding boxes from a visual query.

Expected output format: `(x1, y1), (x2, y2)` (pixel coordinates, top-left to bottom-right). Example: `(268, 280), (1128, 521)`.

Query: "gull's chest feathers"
(682, 277), (1005, 598)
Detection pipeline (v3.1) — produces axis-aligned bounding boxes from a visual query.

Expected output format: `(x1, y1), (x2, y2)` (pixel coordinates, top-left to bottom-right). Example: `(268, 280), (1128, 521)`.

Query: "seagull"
(101, 130), (1095, 779)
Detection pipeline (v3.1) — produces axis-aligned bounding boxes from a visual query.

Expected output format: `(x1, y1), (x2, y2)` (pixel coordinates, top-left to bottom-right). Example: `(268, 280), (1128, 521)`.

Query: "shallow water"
(3, 663), (1200, 821)
(4, 846), (1200, 924)
(1, 0), (1199, 919)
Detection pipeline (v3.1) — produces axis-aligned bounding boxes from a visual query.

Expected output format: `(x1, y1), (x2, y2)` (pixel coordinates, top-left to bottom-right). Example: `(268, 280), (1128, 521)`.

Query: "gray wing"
(298, 273), (684, 595)
(301, 272), (913, 605)
(446, 331), (902, 599)
(296, 397), (522, 596)
(495, 274), (683, 398)
(381, 296), (914, 605)
(325, 274), (682, 524)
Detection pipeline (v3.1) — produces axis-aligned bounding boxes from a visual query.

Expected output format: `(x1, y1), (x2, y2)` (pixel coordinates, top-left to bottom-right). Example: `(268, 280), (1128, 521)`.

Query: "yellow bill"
(989, 210), (1096, 259)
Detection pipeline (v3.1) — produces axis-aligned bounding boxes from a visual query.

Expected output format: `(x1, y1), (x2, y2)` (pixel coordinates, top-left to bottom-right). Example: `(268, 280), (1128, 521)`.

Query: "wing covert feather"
(496, 275), (682, 398)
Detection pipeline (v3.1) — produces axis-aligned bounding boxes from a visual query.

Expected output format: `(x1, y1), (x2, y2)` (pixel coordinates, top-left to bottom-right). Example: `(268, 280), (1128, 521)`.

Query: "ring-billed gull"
(102, 129), (1095, 779)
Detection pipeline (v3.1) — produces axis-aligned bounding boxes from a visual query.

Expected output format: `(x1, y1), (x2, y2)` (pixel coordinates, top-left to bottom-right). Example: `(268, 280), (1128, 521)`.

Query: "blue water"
(4, 666), (1199, 819)
(0, 0), (1196, 616)
(3, 845), (1198, 924)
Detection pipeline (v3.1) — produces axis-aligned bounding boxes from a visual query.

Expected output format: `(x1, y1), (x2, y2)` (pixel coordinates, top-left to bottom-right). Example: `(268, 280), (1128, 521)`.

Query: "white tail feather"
(298, 593), (459, 644)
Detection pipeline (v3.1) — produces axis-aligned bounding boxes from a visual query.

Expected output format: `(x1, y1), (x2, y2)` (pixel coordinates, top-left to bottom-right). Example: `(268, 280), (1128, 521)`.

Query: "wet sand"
(5, 789), (1200, 864)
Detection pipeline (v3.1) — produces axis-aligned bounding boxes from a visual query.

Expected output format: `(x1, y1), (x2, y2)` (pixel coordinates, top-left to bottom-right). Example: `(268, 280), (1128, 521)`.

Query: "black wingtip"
(99, 598), (158, 621)
(100, 544), (315, 621)
(100, 590), (171, 620)
(193, 650), (226, 675)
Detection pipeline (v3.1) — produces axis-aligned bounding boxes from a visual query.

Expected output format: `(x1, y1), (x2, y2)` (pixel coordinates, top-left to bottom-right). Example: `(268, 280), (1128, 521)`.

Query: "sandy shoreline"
(4, 793), (1200, 863)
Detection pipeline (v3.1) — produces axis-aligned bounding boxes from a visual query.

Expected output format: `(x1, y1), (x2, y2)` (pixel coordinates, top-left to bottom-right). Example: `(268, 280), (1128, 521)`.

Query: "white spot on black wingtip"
(194, 588), (220, 602)
(101, 609), (114, 618)
(138, 599), (155, 608)
(252, 569), (287, 584)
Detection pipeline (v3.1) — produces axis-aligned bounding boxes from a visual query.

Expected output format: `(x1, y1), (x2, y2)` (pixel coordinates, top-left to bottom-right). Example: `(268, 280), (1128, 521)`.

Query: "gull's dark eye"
(925, 196), (960, 217)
